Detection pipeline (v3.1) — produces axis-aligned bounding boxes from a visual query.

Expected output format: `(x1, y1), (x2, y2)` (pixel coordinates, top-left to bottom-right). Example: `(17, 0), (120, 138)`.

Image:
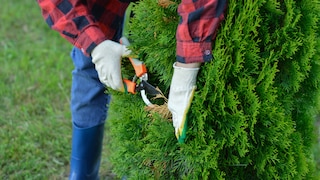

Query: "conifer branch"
(144, 87), (172, 120)
(157, 0), (175, 8)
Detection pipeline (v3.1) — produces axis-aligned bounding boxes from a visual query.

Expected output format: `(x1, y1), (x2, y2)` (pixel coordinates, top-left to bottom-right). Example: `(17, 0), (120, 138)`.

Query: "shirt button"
(204, 50), (211, 55)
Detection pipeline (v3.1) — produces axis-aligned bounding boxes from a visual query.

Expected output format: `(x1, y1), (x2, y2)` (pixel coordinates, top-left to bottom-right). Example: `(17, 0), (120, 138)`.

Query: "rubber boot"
(168, 63), (200, 143)
(69, 123), (105, 180)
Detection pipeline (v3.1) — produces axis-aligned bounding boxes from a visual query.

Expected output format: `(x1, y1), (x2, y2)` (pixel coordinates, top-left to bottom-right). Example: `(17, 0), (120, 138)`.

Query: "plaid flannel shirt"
(176, 0), (226, 63)
(37, 0), (226, 63)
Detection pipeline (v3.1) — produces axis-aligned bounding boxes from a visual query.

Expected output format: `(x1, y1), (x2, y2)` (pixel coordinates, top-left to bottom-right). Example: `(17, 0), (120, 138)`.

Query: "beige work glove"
(91, 40), (131, 91)
(168, 63), (200, 143)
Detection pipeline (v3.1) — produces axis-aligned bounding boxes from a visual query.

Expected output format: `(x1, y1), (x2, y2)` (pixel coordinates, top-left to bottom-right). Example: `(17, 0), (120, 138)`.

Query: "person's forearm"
(176, 0), (227, 63)
(37, 0), (106, 54)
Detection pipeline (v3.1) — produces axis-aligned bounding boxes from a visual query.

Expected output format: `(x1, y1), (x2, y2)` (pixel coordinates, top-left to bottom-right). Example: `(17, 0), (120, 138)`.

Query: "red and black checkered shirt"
(37, 0), (226, 63)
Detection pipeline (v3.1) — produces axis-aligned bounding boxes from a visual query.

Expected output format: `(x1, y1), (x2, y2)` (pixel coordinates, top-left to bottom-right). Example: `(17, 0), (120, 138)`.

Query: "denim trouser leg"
(69, 47), (110, 179)
(70, 47), (111, 128)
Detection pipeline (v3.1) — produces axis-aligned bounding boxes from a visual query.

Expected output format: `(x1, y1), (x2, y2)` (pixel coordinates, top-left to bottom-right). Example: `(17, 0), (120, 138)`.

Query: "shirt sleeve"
(176, 0), (227, 63)
(37, 0), (106, 55)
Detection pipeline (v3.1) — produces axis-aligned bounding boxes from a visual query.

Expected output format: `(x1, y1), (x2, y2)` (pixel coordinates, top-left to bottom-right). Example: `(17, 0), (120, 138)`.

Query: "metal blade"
(137, 80), (161, 96)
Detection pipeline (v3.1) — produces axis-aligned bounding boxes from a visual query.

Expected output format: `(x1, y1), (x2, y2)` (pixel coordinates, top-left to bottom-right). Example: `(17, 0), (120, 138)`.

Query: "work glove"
(91, 40), (131, 91)
(168, 63), (200, 143)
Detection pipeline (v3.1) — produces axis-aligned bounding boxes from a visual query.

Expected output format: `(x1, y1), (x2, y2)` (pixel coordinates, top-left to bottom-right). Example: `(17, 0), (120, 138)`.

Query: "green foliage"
(108, 0), (320, 179)
(0, 1), (73, 178)
(127, 0), (179, 90)
(0, 1), (114, 178)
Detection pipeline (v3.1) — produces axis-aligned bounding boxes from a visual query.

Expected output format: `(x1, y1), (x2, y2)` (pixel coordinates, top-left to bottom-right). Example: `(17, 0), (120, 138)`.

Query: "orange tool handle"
(128, 57), (147, 77)
(123, 79), (136, 94)
(120, 37), (147, 77)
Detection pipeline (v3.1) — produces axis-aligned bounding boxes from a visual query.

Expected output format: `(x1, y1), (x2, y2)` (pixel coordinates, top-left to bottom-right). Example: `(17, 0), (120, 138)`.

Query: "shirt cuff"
(176, 41), (213, 63)
(74, 25), (107, 56)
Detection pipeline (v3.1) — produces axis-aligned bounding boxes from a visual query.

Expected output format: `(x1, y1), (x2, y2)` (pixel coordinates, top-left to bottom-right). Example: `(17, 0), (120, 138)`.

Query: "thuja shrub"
(107, 0), (320, 179)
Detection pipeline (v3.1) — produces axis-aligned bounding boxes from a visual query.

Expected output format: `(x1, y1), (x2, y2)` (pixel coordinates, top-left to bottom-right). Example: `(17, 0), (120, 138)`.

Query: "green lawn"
(0, 0), (319, 179)
(0, 1), (114, 179)
(1, 0), (71, 178)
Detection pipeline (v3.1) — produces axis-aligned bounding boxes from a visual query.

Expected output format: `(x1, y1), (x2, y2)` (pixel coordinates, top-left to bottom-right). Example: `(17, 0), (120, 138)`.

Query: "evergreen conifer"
(108, 0), (320, 179)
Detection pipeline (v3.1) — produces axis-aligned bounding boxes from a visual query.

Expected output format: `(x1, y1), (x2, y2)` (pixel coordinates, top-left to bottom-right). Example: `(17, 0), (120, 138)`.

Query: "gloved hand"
(91, 40), (131, 91)
(168, 63), (200, 143)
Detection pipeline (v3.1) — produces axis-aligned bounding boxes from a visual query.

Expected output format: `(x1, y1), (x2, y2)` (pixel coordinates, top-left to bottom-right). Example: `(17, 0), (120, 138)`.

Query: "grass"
(0, 1), (114, 179)
(315, 116), (320, 178)
(0, 0), (71, 178)
(0, 0), (319, 179)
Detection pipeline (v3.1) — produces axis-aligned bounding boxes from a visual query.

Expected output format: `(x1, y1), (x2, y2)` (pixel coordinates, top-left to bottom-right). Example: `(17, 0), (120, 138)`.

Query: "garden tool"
(120, 36), (160, 106)
(120, 4), (161, 106)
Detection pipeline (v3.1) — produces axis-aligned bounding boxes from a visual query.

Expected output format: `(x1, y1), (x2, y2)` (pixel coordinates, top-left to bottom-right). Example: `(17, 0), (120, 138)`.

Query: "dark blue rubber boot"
(69, 123), (104, 180)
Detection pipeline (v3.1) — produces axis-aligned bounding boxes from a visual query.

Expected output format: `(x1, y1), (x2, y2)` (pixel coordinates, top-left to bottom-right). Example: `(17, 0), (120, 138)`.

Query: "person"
(37, 0), (227, 179)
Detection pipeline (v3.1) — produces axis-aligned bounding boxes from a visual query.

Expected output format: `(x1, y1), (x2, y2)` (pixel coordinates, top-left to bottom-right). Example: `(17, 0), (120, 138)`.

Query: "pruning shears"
(120, 36), (160, 106)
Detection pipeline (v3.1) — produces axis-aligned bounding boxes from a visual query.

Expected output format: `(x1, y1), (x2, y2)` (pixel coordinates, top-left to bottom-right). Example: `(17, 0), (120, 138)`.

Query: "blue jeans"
(70, 47), (111, 128)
